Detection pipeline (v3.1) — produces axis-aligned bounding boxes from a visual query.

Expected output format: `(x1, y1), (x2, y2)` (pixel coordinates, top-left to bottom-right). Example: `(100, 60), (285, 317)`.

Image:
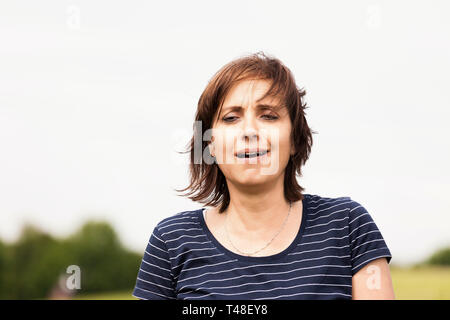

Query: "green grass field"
(73, 291), (137, 300)
(390, 266), (450, 299)
(72, 266), (450, 300)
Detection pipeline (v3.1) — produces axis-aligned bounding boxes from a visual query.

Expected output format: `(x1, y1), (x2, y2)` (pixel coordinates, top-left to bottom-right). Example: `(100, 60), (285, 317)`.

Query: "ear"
(290, 139), (296, 156)
(208, 136), (215, 157)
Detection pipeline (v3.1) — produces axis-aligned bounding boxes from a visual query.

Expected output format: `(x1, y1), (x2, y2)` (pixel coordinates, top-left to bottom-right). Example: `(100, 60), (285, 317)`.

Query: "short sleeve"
(132, 225), (176, 300)
(348, 199), (392, 276)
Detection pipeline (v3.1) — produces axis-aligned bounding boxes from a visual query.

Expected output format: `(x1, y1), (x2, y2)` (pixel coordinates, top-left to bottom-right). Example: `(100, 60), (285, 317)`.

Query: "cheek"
(212, 128), (236, 161)
(268, 125), (291, 153)
(280, 130), (292, 153)
(275, 134), (293, 172)
(268, 131), (291, 169)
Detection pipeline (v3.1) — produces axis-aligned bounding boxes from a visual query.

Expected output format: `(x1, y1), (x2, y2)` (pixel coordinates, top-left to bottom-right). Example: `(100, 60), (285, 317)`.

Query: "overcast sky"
(0, 0), (449, 266)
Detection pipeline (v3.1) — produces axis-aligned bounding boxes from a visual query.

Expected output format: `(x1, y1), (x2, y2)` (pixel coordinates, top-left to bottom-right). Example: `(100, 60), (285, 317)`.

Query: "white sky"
(0, 0), (449, 266)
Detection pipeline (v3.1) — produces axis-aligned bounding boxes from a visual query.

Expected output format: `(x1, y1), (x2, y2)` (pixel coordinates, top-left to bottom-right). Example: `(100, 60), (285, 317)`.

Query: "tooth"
(236, 151), (268, 158)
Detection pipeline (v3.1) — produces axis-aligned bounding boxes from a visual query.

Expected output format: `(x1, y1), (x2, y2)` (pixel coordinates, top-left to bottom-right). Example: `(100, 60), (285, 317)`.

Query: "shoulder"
(152, 208), (204, 240)
(304, 193), (371, 228)
(305, 193), (356, 212)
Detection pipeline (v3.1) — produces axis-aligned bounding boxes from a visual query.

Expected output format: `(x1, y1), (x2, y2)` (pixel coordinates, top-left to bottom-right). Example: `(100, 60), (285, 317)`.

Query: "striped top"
(132, 194), (392, 300)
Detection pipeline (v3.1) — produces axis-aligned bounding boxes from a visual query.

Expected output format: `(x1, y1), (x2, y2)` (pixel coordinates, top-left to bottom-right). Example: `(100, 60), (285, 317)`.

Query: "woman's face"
(210, 79), (294, 187)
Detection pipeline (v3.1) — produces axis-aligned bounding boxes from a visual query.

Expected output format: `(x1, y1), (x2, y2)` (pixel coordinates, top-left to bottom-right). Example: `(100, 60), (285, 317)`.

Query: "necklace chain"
(224, 201), (292, 256)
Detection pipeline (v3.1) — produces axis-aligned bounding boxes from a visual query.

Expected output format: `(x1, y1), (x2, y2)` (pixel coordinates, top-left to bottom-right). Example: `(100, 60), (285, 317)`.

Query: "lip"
(234, 150), (271, 163)
(234, 149), (270, 156)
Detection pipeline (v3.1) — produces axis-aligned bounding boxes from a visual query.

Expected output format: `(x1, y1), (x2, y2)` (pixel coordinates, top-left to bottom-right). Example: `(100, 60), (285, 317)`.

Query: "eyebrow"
(219, 103), (283, 115)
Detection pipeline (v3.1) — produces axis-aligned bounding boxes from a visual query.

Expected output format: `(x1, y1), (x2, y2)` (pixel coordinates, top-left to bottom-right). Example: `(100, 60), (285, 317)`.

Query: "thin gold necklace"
(224, 201), (292, 256)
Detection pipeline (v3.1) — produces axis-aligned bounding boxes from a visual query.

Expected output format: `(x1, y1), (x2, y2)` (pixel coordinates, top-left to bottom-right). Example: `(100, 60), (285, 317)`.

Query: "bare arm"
(352, 257), (395, 300)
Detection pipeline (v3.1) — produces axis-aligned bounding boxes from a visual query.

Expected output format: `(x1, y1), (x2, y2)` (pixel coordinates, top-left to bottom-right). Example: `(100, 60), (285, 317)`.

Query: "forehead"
(222, 79), (279, 106)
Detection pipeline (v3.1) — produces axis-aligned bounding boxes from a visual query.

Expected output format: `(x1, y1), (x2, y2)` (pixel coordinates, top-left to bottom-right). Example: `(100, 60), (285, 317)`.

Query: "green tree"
(427, 247), (450, 266)
(64, 221), (141, 294)
(8, 224), (66, 299)
(0, 240), (13, 299)
(0, 220), (141, 299)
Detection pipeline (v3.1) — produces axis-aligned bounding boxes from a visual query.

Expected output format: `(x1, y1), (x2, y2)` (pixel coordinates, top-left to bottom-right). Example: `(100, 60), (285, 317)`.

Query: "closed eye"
(222, 115), (279, 123)
(222, 116), (238, 123)
(261, 115), (279, 120)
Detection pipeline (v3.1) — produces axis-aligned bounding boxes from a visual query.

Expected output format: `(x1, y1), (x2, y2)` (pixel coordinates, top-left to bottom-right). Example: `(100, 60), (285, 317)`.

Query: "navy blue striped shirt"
(132, 194), (392, 300)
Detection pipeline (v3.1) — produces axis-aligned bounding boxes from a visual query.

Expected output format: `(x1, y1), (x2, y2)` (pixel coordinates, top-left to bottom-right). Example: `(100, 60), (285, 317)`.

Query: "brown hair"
(175, 51), (316, 213)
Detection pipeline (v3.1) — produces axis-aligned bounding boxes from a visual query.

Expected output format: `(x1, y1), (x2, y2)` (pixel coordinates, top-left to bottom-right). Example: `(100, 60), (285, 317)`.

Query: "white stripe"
(288, 245), (349, 255)
(298, 235), (349, 246)
(149, 242), (165, 253)
(308, 197), (331, 204)
(169, 241), (212, 251)
(166, 234), (207, 243)
(185, 260), (350, 282)
(141, 259), (171, 272)
(308, 197), (348, 207)
(176, 259), (239, 281)
(158, 214), (198, 227)
(178, 263), (351, 292)
(308, 199), (352, 210)
(170, 247), (217, 260)
(351, 239), (384, 252)
(308, 200), (354, 216)
(308, 196), (349, 205)
(349, 205), (363, 213)
(185, 282), (351, 299)
(349, 212), (369, 225)
(172, 253), (225, 269)
(161, 227), (203, 237)
(139, 268), (172, 282)
(159, 212), (197, 229)
(137, 277), (173, 291)
(349, 221), (375, 237)
(350, 230), (380, 245)
(285, 255), (350, 264)
(254, 291), (352, 300)
(152, 232), (165, 243)
(158, 221), (199, 230)
(303, 226), (348, 237)
(305, 217), (349, 229)
(352, 255), (391, 271)
(308, 208), (347, 222)
(134, 285), (176, 299)
(144, 250), (170, 264)
(184, 273), (352, 293)
(351, 247), (388, 261)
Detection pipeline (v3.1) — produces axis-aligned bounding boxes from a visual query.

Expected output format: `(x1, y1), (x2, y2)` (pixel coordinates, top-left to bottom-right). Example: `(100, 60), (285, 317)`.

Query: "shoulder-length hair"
(175, 51), (316, 213)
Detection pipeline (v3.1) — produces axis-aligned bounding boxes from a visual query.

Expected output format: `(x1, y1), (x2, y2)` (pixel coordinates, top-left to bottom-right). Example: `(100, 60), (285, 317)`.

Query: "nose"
(241, 111), (259, 144)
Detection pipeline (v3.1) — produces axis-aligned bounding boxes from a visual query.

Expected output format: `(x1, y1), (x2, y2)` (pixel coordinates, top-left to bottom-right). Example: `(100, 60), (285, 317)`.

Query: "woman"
(132, 52), (395, 300)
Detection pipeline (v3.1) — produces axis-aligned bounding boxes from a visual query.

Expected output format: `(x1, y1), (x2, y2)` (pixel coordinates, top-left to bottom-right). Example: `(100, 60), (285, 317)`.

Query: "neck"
(225, 172), (291, 234)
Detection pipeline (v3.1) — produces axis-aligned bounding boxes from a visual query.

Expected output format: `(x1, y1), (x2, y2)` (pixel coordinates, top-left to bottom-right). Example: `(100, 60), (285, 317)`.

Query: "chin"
(233, 172), (274, 186)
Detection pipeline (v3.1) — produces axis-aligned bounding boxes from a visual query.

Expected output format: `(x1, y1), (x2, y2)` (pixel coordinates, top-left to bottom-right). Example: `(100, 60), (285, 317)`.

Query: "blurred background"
(0, 0), (449, 300)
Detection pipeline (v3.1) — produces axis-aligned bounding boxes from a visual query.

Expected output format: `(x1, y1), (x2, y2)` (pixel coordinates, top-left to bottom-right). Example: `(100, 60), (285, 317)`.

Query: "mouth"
(235, 149), (270, 159)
